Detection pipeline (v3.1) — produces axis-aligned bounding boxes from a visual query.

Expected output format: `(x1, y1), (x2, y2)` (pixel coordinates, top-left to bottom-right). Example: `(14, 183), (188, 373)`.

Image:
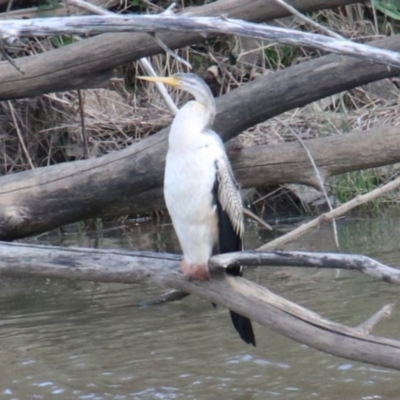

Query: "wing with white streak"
(215, 157), (244, 241)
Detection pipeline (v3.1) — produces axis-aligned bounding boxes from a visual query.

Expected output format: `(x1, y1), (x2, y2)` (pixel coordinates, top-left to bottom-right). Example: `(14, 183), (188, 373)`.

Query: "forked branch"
(1, 241), (400, 370)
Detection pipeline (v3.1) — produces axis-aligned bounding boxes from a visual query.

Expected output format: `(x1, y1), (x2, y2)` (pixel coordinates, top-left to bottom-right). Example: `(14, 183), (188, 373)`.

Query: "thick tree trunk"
(0, 0), (360, 100)
(1, 124), (399, 240)
(231, 126), (400, 188)
(0, 242), (400, 371)
(2, 31), (400, 239)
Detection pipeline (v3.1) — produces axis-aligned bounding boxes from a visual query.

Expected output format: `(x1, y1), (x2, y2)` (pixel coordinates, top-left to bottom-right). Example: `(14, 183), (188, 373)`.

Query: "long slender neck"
(192, 90), (216, 129)
(169, 100), (214, 152)
(168, 78), (217, 152)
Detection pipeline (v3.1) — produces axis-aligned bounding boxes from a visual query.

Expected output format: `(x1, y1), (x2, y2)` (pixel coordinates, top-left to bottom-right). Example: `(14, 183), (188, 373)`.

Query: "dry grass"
(0, 87), (171, 173)
(1, 1), (400, 207)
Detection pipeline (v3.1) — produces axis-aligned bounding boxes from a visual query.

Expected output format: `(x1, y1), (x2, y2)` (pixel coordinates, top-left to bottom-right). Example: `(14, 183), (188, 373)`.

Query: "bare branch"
(66, 0), (179, 114)
(1, 242), (400, 370)
(1, 15), (400, 68)
(272, 0), (345, 39)
(243, 208), (273, 231)
(7, 101), (34, 169)
(356, 304), (395, 335)
(259, 174), (400, 251)
(210, 250), (400, 284)
(282, 122), (339, 249)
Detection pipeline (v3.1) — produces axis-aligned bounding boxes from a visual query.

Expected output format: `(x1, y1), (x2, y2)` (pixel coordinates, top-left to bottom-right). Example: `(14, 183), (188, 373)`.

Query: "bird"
(138, 73), (255, 346)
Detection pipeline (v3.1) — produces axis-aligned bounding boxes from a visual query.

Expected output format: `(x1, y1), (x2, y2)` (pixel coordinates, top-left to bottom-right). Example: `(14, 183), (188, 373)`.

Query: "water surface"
(2, 215), (400, 399)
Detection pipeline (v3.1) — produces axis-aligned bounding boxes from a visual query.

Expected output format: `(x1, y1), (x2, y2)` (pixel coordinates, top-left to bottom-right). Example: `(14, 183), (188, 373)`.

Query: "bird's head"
(138, 73), (215, 113)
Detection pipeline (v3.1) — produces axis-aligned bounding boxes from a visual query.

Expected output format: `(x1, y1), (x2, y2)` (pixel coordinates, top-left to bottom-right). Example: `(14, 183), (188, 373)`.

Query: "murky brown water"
(2, 215), (400, 399)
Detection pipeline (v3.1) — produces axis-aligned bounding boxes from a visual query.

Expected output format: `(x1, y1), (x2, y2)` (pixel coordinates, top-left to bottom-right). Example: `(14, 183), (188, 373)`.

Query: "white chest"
(164, 137), (224, 264)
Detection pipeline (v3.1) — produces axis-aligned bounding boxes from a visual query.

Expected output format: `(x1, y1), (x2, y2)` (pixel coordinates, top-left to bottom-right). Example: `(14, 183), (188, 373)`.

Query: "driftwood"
(1, 241), (400, 370)
(0, 72), (400, 240)
(0, 0), (363, 100)
(4, 15), (400, 69)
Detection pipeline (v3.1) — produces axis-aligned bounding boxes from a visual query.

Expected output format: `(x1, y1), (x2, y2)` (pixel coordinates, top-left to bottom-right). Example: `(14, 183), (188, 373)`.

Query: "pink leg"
(181, 259), (211, 281)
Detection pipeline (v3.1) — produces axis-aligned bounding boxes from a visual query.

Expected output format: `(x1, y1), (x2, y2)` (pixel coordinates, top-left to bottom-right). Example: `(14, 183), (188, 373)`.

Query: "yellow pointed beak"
(137, 75), (180, 87)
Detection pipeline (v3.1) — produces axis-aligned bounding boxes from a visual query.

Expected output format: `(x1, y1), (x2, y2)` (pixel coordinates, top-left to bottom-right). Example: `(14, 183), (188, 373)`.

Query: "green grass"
(330, 169), (384, 212)
(264, 45), (301, 69)
(51, 35), (76, 49)
(373, 0), (400, 21)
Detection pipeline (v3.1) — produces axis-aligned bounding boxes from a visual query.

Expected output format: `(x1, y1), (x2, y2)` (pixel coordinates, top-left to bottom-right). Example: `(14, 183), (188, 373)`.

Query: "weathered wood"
(210, 250), (400, 284)
(260, 174), (400, 251)
(1, 125), (399, 240)
(2, 32), (400, 240)
(0, 0), (360, 100)
(232, 126), (400, 188)
(1, 241), (400, 370)
(5, 15), (400, 68)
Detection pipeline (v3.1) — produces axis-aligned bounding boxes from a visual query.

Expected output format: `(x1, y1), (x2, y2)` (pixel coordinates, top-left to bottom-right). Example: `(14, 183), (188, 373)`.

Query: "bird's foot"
(180, 260), (211, 281)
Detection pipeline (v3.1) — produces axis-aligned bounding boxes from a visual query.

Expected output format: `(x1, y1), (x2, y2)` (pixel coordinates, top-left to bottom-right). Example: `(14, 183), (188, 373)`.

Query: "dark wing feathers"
(213, 158), (256, 346)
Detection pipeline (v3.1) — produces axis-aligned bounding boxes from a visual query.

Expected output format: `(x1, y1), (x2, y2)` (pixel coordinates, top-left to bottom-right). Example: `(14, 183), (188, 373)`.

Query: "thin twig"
(282, 122), (339, 250)
(6, 0), (13, 15)
(77, 89), (88, 158)
(151, 33), (192, 71)
(0, 39), (24, 74)
(259, 174), (400, 250)
(356, 304), (394, 335)
(7, 101), (34, 169)
(273, 0), (345, 40)
(243, 208), (272, 231)
(65, 0), (179, 115)
(148, 2), (192, 72)
(139, 57), (179, 114)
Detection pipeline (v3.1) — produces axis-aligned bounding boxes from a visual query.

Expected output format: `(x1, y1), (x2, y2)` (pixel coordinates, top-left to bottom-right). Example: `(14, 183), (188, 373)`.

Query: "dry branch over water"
(1, 241), (400, 370)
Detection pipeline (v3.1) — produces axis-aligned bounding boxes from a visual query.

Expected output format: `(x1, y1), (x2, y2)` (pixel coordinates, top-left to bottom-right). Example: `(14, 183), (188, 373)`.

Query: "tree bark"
(210, 250), (400, 284)
(1, 124), (399, 240)
(231, 126), (400, 188)
(5, 16), (400, 69)
(1, 241), (400, 371)
(2, 30), (400, 240)
(0, 0), (360, 100)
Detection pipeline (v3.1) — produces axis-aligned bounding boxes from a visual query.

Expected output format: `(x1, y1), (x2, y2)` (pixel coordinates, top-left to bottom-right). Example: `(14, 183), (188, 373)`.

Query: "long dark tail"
(226, 265), (256, 346)
(213, 175), (256, 346)
(230, 310), (256, 346)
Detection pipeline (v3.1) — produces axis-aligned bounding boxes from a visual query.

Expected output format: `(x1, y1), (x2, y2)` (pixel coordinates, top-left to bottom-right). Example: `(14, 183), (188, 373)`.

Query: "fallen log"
(0, 0), (361, 100)
(231, 126), (400, 188)
(2, 19), (400, 240)
(1, 241), (400, 370)
(6, 15), (400, 68)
